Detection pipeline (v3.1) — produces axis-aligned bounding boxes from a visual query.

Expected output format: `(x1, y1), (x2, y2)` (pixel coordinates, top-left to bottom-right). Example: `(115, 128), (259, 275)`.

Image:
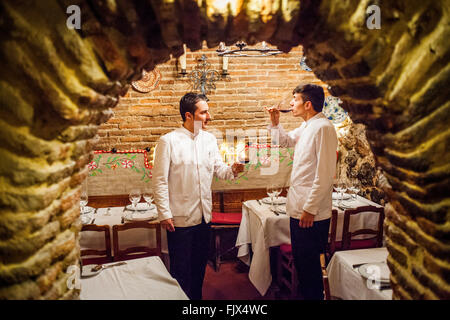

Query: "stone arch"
(0, 1), (448, 299)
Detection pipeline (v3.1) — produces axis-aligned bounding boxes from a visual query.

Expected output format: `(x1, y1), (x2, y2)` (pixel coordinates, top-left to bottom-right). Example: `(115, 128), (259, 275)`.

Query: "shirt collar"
(180, 126), (200, 139)
(305, 112), (324, 126)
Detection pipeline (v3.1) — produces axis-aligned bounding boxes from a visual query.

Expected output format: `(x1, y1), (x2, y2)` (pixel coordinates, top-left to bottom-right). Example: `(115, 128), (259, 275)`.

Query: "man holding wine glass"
(152, 92), (244, 300)
(266, 84), (338, 300)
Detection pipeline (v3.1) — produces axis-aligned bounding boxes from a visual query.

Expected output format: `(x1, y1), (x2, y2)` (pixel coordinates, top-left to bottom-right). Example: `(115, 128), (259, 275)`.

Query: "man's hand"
(231, 162), (245, 177)
(161, 218), (175, 232)
(299, 210), (314, 228)
(265, 104), (280, 126)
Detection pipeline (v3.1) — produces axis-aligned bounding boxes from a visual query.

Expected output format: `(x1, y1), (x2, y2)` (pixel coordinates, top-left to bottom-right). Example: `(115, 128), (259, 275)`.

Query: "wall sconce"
(179, 54), (221, 97)
(217, 41), (282, 57)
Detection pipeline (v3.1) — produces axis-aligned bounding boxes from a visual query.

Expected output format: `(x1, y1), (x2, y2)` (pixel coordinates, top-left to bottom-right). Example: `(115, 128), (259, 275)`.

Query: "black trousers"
(167, 219), (211, 300)
(290, 217), (330, 300)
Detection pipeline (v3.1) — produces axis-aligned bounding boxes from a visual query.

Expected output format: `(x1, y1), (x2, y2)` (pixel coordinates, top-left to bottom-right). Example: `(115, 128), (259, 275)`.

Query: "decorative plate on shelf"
(131, 68), (161, 93)
(323, 95), (348, 124)
(300, 56), (312, 72)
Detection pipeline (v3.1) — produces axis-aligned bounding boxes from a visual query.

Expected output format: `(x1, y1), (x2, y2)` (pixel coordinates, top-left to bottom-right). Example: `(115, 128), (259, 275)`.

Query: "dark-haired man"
(152, 92), (244, 300)
(267, 84), (338, 300)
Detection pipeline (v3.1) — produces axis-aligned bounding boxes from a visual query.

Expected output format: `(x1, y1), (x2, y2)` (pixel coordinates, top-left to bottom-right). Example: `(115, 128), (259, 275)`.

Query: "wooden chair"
(326, 209), (339, 263)
(209, 211), (242, 272)
(320, 253), (331, 300)
(276, 243), (298, 299)
(80, 224), (113, 265)
(342, 205), (385, 251)
(112, 221), (161, 261)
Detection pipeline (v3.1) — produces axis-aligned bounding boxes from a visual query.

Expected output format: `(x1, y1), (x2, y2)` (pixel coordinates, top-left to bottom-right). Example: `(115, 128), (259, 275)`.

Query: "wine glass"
(129, 189), (141, 211)
(272, 186), (282, 211)
(143, 190), (154, 210)
(333, 179), (343, 205)
(348, 183), (360, 201)
(80, 192), (88, 214)
(277, 95), (293, 113)
(266, 186), (276, 211)
(338, 181), (348, 205)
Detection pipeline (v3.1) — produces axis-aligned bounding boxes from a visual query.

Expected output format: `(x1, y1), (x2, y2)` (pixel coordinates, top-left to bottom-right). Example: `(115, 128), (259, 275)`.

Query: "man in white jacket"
(267, 84), (338, 300)
(152, 92), (244, 300)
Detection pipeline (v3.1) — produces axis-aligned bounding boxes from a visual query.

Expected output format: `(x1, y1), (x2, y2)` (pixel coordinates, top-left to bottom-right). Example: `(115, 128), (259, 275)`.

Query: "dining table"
(79, 256), (188, 300)
(235, 193), (384, 296)
(326, 247), (392, 300)
(79, 205), (168, 259)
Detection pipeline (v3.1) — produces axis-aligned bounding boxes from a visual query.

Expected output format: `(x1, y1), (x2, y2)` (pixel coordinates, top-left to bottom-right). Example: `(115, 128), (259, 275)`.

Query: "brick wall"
(94, 42), (327, 152)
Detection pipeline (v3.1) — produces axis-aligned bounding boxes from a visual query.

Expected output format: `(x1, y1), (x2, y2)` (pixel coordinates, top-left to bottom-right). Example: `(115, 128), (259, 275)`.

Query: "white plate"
(81, 264), (102, 278)
(332, 192), (351, 200)
(81, 215), (93, 224)
(124, 209), (158, 221)
(358, 262), (390, 283)
(81, 206), (95, 214)
(126, 202), (156, 211)
(261, 197), (286, 205)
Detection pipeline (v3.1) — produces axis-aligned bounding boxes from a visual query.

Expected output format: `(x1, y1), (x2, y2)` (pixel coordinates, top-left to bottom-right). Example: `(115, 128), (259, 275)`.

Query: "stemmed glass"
(129, 189), (141, 211)
(266, 186), (276, 211)
(348, 182), (360, 201)
(80, 192), (88, 214)
(143, 190), (154, 211)
(333, 179), (347, 206)
(338, 182), (348, 206)
(272, 186), (282, 211)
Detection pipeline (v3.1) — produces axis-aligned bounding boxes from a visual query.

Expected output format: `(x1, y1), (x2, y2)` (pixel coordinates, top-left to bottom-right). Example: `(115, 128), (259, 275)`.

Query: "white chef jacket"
(269, 112), (338, 221)
(152, 127), (234, 227)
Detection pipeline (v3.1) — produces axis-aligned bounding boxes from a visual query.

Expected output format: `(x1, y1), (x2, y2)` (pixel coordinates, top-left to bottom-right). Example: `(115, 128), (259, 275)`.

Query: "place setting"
(332, 180), (361, 210)
(123, 189), (158, 222)
(80, 191), (96, 224)
(354, 261), (391, 291)
(81, 261), (128, 278)
(255, 185), (287, 216)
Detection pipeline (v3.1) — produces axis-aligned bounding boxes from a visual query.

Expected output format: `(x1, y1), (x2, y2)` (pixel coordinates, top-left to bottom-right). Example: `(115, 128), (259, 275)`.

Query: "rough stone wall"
(337, 120), (387, 205)
(299, 0), (450, 299)
(0, 0), (448, 299)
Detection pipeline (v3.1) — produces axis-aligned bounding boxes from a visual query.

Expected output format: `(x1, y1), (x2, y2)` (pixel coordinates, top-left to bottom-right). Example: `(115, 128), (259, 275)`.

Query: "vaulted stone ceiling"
(0, 0), (448, 299)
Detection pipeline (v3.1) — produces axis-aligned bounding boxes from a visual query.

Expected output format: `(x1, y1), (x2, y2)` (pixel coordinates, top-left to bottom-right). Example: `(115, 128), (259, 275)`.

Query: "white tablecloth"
(236, 195), (383, 296)
(79, 206), (168, 256)
(326, 247), (392, 300)
(80, 256), (188, 300)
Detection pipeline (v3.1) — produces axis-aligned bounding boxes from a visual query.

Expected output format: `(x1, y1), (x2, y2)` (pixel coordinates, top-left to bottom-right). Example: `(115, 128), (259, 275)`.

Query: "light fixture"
(180, 54), (221, 97)
(217, 41), (282, 57)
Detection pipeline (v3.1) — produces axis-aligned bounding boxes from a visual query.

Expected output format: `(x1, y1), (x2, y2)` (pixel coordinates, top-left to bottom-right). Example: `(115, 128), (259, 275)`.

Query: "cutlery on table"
(270, 208), (280, 216)
(352, 261), (386, 269)
(91, 261), (127, 272)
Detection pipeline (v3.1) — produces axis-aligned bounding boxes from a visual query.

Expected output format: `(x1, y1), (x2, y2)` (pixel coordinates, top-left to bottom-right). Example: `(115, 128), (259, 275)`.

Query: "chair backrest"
(342, 205), (385, 250)
(80, 224), (113, 265)
(327, 209), (339, 259)
(112, 221), (161, 261)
